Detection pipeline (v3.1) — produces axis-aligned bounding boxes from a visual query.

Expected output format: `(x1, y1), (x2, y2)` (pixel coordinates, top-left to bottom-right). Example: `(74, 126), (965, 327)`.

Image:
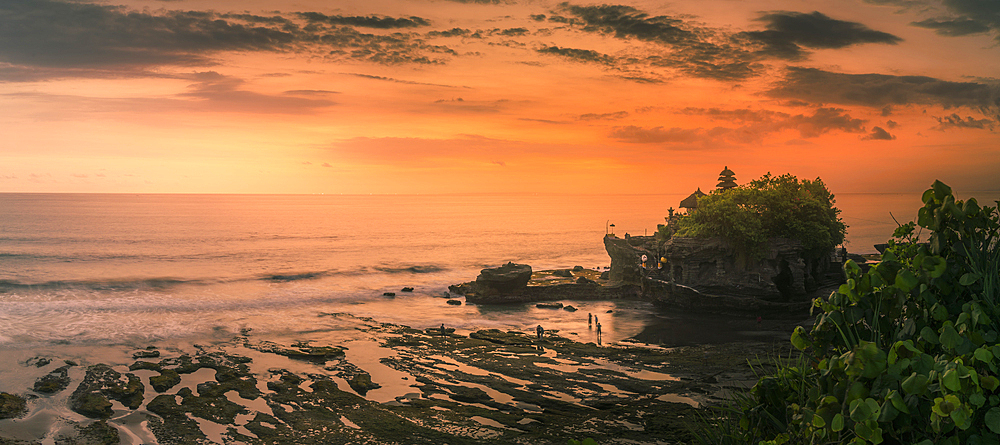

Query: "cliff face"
(603, 235), (657, 284)
(604, 235), (838, 301)
(660, 237), (806, 299)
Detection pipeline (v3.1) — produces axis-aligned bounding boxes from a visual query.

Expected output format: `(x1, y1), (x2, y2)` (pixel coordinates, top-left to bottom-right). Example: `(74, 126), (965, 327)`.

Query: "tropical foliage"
(675, 173), (846, 258)
(700, 181), (1000, 444)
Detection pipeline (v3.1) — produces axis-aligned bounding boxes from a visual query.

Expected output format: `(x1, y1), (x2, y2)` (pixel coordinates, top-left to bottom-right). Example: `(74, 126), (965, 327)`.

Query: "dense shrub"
(721, 181), (1000, 444)
(675, 173), (845, 259)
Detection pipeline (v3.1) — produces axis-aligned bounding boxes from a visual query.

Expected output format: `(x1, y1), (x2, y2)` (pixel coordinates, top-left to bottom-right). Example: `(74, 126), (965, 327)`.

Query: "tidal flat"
(0, 312), (800, 445)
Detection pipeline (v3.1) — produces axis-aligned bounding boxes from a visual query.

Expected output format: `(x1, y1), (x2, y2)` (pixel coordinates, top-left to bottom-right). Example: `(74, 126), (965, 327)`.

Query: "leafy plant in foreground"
(716, 181), (1000, 444)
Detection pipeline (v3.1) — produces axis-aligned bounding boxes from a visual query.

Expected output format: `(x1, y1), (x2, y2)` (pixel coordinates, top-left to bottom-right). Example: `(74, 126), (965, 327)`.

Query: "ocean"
(1, 191), (997, 349)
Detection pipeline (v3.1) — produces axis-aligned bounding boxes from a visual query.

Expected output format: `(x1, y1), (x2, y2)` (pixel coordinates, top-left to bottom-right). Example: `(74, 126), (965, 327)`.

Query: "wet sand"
(0, 311), (800, 444)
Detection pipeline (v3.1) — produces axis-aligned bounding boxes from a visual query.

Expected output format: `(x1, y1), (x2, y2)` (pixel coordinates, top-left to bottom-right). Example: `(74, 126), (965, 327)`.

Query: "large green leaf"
(987, 407), (1000, 434)
(960, 273), (981, 286)
(939, 323), (960, 350)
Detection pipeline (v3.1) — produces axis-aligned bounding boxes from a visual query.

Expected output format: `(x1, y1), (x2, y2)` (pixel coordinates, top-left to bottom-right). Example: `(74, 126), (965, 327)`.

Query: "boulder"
(34, 365), (71, 394)
(446, 299), (462, 305)
(475, 262), (532, 294)
(348, 372), (381, 396)
(0, 393), (27, 419)
(69, 364), (145, 419)
(150, 369), (182, 393)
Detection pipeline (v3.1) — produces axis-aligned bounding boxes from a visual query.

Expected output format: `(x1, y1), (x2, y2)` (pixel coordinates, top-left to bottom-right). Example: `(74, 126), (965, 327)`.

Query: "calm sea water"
(1, 191), (997, 348)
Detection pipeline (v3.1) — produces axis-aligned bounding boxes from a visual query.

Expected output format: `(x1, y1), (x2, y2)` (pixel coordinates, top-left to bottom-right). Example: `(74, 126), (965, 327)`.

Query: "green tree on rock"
(675, 173), (846, 259)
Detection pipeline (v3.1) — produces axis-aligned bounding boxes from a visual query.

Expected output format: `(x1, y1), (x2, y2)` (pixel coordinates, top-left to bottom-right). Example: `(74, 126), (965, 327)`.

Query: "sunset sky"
(1, 0), (998, 194)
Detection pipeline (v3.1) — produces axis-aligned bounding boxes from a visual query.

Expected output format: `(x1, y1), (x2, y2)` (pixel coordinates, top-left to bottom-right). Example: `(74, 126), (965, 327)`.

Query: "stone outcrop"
(604, 234), (843, 305)
(476, 262), (532, 294)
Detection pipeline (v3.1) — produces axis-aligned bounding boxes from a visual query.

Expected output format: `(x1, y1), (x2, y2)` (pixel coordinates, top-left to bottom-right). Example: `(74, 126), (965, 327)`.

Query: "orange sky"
(1, 0), (998, 194)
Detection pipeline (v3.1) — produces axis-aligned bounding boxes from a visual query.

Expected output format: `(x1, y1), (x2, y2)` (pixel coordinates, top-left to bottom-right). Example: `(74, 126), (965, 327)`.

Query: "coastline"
(0, 309), (801, 444)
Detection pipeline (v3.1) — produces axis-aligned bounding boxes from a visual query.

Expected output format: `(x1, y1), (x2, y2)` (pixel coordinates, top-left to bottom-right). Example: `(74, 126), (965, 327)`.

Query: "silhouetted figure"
(440, 323), (447, 335)
(588, 313), (593, 327)
(596, 322), (602, 345)
(536, 324), (544, 339)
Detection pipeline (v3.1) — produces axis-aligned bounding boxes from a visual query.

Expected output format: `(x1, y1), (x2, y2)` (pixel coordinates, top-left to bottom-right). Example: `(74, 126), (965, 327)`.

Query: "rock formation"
(475, 262), (532, 294)
(604, 234), (842, 306)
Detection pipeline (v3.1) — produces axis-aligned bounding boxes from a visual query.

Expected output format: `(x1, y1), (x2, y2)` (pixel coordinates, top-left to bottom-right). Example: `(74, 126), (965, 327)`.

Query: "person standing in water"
(588, 313), (592, 327)
(536, 324), (544, 339)
(596, 322), (602, 345)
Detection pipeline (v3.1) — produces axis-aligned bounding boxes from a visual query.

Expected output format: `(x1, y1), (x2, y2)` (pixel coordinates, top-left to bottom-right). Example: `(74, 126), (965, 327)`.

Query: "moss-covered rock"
(0, 393), (27, 419)
(149, 369), (181, 393)
(347, 372), (381, 396)
(34, 365), (71, 394)
(71, 393), (113, 419)
(128, 360), (162, 371)
(69, 364), (144, 418)
(55, 420), (120, 445)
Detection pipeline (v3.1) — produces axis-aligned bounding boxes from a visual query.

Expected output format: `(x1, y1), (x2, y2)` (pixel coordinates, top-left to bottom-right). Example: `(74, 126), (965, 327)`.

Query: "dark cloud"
(295, 12), (430, 29)
(537, 46), (616, 65)
(911, 18), (991, 36)
(342, 73), (462, 88)
(779, 107), (867, 137)
(863, 126), (896, 140)
(553, 3), (764, 81)
(886, 120), (898, 128)
(427, 28), (475, 38)
(0, 1), (456, 81)
(613, 74), (664, 84)
(612, 106), (866, 145)
(935, 113), (996, 130)
(609, 126), (706, 144)
(531, 14), (547, 22)
(741, 11), (900, 60)
(939, 0), (1000, 39)
(578, 111), (629, 120)
(681, 106), (868, 138)
(498, 28), (530, 36)
(680, 107), (787, 124)
(554, 4), (902, 81)
(863, 0), (928, 9)
(519, 118), (569, 124)
(556, 4), (694, 45)
(283, 89), (340, 96)
(0, 1), (295, 69)
(431, 98), (509, 113)
(766, 67), (1000, 117)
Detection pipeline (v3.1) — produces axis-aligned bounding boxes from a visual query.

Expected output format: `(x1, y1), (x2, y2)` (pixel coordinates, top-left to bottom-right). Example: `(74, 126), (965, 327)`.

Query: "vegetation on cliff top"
(675, 173), (846, 258)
